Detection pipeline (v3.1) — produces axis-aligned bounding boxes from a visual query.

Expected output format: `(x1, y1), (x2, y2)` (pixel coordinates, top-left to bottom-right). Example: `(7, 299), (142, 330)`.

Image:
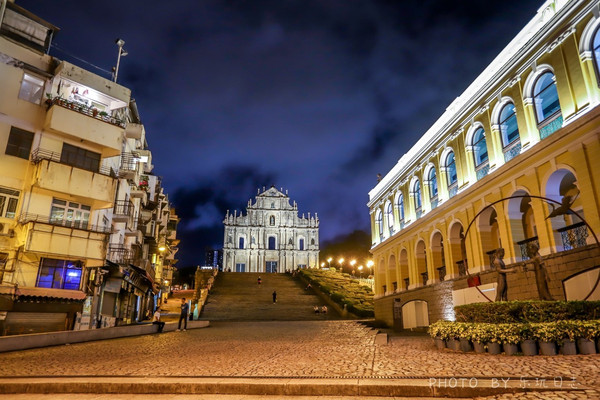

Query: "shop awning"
(0, 286), (86, 301)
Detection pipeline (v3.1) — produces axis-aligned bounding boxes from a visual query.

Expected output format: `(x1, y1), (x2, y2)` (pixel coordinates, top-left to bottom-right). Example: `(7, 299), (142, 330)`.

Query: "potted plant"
(428, 321), (448, 350)
(519, 323), (538, 356)
(556, 320), (577, 355)
(486, 324), (502, 355)
(499, 324), (520, 356)
(92, 108), (99, 117)
(469, 323), (491, 353)
(575, 320), (598, 355)
(532, 322), (559, 356)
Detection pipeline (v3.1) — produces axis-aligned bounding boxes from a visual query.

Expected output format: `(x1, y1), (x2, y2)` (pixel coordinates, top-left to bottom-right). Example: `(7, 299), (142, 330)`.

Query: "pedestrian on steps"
(177, 298), (189, 331)
(257, 276), (262, 285)
(152, 309), (165, 333)
(272, 290), (277, 303)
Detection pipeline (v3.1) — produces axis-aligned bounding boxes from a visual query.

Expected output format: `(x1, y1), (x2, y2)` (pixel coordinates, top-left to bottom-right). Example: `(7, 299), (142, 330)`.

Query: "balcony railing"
(486, 249), (497, 269)
(503, 141), (522, 163)
(558, 222), (589, 251)
(31, 148), (117, 178)
(448, 183), (458, 198)
(120, 153), (139, 172)
(517, 237), (539, 261)
(430, 197), (439, 210)
(46, 97), (126, 128)
(421, 271), (428, 286)
(476, 163), (490, 181)
(437, 265), (446, 282)
(539, 113), (563, 140)
(107, 244), (135, 264)
(114, 200), (134, 218)
(457, 259), (467, 277)
(415, 208), (423, 220)
(18, 213), (111, 234)
(404, 278), (410, 290)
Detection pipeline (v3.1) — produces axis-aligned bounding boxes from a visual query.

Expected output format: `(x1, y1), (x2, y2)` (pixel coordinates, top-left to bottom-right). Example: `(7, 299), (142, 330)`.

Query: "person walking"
(177, 298), (189, 331)
(272, 290), (277, 304)
(257, 276), (262, 285)
(152, 309), (165, 333)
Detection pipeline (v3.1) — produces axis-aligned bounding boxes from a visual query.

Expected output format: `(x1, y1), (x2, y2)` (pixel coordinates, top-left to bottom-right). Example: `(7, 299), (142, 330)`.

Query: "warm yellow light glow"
(159, 246), (166, 252)
(327, 257), (332, 263)
(358, 265), (363, 271)
(366, 260), (374, 268)
(350, 259), (356, 266)
(321, 262), (325, 267)
(338, 258), (344, 264)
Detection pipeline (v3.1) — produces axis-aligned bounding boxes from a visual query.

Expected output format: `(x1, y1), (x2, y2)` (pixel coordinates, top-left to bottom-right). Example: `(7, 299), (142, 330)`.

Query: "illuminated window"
(594, 25), (600, 86)
(50, 198), (90, 229)
(499, 103), (519, 147)
(0, 186), (20, 218)
(533, 71), (561, 123)
(397, 194), (405, 221)
(36, 258), (83, 290)
(428, 168), (438, 198)
(413, 180), (422, 210)
(376, 209), (383, 238)
(446, 151), (457, 185)
(386, 202), (394, 232)
(472, 127), (488, 167)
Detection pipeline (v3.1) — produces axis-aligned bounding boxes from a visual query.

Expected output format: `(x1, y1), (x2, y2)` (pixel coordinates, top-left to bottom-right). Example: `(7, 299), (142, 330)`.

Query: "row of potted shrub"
(454, 300), (600, 323)
(429, 320), (600, 356)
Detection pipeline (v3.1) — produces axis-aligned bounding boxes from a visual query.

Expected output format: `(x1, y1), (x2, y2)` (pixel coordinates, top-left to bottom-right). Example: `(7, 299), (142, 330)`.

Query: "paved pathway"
(0, 321), (598, 398)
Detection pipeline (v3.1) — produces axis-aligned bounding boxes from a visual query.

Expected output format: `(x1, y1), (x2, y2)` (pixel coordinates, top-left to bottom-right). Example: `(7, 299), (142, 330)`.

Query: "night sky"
(19, 0), (542, 266)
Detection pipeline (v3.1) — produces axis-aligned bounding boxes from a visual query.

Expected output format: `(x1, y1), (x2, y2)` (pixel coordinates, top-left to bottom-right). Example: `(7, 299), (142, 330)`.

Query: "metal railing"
(538, 113), (563, 140)
(503, 141), (522, 163)
(457, 259), (467, 277)
(558, 222), (589, 251)
(448, 183), (458, 198)
(404, 278), (410, 290)
(437, 265), (446, 281)
(517, 237), (539, 261)
(114, 200), (134, 218)
(421, 271), (428, 286)
(30, 148), (117, 178)
(476, 163), (490, 181)
(18, 213), (111, 234)
(46, 97), (126, 128)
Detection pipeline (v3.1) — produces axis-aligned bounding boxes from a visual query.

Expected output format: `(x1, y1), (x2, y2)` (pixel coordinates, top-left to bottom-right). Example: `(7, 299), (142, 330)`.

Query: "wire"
(50, 42), (113, 77)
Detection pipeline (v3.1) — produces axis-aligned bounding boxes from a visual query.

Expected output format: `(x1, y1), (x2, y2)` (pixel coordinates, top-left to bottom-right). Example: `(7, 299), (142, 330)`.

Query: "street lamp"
(350, 259), (356, 275)
(358, 265), (363, 278)
(338, 258), (344, 273)
(366, 260), (374, 276)
(327, 257), (332, 269)
(113, 38), (128, 83)
(321, 262), (325, 269)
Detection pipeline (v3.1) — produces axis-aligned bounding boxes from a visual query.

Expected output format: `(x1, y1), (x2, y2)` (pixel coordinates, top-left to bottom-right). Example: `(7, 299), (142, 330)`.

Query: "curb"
(0, 376), (588, 398)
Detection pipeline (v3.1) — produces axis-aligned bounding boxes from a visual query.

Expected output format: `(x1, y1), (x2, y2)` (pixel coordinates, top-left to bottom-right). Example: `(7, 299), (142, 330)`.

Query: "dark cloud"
(19, 0), (542, 266)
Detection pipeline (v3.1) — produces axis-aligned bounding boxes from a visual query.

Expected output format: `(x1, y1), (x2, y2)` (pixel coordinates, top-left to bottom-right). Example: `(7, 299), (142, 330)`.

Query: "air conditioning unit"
(0, 223), (15, 237)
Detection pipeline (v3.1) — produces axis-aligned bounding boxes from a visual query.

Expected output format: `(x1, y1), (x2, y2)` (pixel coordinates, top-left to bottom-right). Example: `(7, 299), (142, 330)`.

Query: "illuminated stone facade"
(223, 187), (319, 273)
(368, 0), (600, 328)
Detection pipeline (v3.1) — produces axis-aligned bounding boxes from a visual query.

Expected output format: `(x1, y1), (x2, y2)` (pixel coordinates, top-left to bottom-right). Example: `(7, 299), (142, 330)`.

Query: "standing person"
(152, 309), (165, 333)
(177, 298), (189, 331)
(272, 290), (277, 304)
(257, 276), (262, 285)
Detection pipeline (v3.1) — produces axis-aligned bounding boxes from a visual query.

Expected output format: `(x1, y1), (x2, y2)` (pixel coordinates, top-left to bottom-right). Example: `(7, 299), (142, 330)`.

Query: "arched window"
(239, 237), (245, 249)
(299, 238), (305, 250)
(533, 71), (561, 137)
(428, 168), (438, 198)
(376, 209), (383, 239)
(311, 238), (315, 245)
(269, 215), (275, 226)
(386, 202), (394, 234)
(268, 236), (276, 250)
(499, 102), (521, 162)
(445, 151), (458, 197)
(472, 127), (488, 167)
(413, 180), (422, 218)
(397, 194), (405, 223)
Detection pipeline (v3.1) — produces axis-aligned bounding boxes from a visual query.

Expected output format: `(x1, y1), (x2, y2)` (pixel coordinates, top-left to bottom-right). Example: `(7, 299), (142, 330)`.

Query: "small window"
(239, 237), (245, 249)
(499, 103), (519, 147)
(269, 215), (275, 226)
(268, 236), (276, 250)
(0, 186), (20, 219)
(413, 180), (422, 210)
(271, 202), (275, 209)
(472, 127), (488, 167)
(533, 71), (561, 123)
(376, 210), (383, 238)
(311, 238), (315, 245)
(5, 127), (34, 160)
(50, 198), (91, 229)
(445, 152), (457, 185)
(428, 168), (438, 198)
(61, 143), (100, 173)
(397, 194), (405, 221)
(386, 202), (394, 232)
(235, 263), (246, 272)
(18, 73), (44, 104)
(299, 238), (304, 250)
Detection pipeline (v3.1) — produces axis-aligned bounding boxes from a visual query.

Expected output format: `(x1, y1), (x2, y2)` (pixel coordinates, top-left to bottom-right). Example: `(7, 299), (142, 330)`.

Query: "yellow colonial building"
(368, 0), (600, 329)
(0, 1), (179, 334)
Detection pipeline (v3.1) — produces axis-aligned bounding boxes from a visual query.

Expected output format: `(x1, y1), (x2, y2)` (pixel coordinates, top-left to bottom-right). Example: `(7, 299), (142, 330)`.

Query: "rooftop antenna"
(113, 38), (128, 83)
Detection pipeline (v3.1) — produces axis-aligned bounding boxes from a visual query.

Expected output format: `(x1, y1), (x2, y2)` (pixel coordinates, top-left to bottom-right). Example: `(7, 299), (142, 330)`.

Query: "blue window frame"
(36, 258), (82, 290)
(472, 127), (488, 167)
(268, 236), (276, 250)
(376, 210), (383, 238)
(499, 103), (519, 147)
(594, 26), (600, 87)
(239, 237), (245, 249)
(386, 202), (394, 232)
(414, 180), (422, 210)
(428, 168), (438, 198)
(235, 263), (245, 272)
(533, 71), (561, 123)
(299, 238), (304, 250)
(446, 151), (457, 185)
(397, 194), (405, 221)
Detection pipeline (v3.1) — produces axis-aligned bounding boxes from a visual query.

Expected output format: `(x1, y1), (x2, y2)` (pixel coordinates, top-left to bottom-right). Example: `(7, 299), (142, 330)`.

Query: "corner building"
(368, 0), (600, 330)
(223, 187), (319, 273)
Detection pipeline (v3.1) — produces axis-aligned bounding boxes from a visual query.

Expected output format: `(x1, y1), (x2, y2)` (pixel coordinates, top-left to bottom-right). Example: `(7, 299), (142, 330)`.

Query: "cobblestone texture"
(0, 321), (598, 399)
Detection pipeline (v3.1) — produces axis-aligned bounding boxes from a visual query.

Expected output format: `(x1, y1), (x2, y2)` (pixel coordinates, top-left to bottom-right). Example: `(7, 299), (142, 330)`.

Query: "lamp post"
(350, 259), (356, 276)
(358, 265), (363, 278)
(113, 38), (128, 83)
(321, 262), (325, 269)
(366, 260), (373, 276)
(327, 257), (332, 269)
(338, 258), (344, 273)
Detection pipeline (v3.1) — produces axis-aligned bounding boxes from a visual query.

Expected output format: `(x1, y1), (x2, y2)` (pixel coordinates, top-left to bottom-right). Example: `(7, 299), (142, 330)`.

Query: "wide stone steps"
(200, 272), (340, 321)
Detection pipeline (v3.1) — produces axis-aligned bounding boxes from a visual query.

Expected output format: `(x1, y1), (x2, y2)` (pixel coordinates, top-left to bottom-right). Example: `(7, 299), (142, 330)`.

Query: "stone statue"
(526, 243), (554, 300)
(493, 248), (515, 301)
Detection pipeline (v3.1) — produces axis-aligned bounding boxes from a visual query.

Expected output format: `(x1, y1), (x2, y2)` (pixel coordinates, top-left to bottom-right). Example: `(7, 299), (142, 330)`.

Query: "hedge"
(454, 301), (600, 323)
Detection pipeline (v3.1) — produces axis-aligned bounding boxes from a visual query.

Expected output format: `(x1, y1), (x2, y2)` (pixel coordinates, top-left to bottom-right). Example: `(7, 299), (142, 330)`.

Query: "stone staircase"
(200, 272), (340, 321)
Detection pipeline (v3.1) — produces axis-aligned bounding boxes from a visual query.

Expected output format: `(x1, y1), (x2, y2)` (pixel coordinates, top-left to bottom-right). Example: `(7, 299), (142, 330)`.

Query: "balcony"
(44, 99), (125, 157)
(18, 213), (110, 260)
(125, 122), (144, 139)
(517, 237), (539, 261)
(558, 222), (589, 251)
(113, 200), (134, 223)
(119, 153), (139, 179)
(31, 150), (117, 207)
(107, 244), (135, 264)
